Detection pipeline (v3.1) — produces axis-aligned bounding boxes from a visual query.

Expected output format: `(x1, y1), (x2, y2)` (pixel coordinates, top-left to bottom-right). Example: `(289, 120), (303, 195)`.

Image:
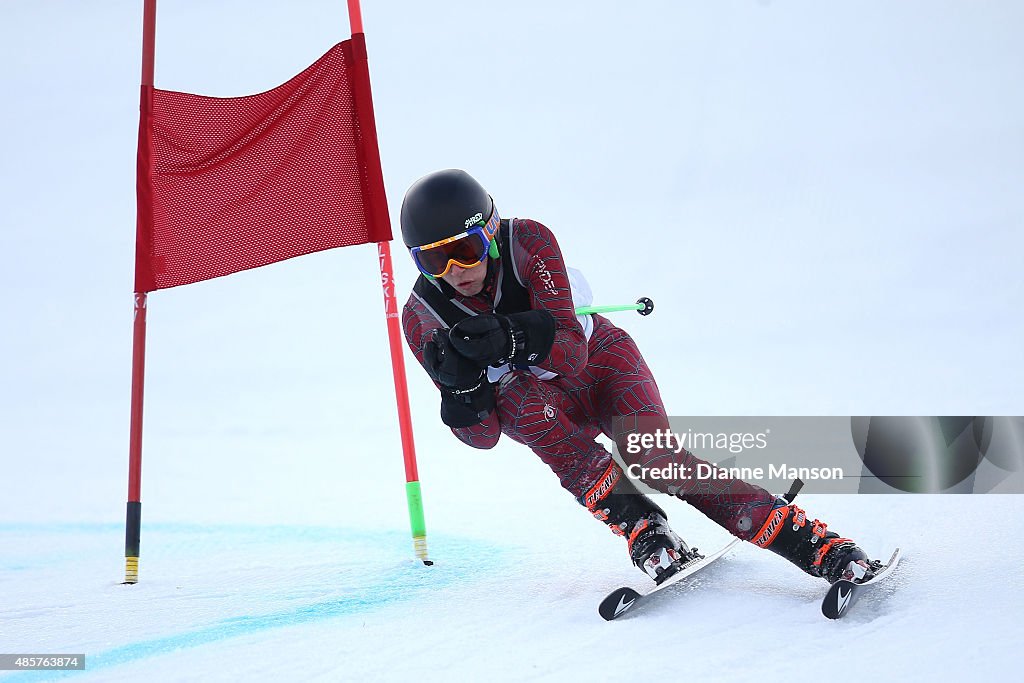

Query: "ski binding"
(598, 538), (742, 621)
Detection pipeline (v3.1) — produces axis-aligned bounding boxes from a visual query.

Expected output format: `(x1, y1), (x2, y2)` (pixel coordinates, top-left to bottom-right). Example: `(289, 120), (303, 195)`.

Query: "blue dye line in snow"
(0, 525), (505, 682)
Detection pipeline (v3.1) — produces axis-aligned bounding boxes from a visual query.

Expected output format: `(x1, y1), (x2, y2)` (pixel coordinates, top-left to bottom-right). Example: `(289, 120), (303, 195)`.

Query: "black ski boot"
(582, 464), (691, 583)
(751, 498), (875, 584)
(625, 511), (691, 583)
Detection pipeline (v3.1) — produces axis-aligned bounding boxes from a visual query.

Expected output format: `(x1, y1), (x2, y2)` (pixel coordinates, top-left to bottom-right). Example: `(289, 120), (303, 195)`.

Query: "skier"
(400, 169), (875, 586)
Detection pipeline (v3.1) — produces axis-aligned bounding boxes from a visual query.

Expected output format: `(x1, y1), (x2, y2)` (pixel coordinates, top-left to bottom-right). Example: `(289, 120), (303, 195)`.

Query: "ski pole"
(575, 297), (654, 316)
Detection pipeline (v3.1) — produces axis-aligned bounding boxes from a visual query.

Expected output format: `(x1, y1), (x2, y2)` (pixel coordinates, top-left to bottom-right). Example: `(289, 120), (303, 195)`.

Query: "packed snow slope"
(2, 496), (1022, 682)
(1, 1), (1022, 681)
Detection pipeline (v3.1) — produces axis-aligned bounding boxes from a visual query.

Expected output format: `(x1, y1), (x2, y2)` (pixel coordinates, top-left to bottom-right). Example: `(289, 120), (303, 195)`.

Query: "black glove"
(423, 330), (496, 428)
(448, 310), (556, 368)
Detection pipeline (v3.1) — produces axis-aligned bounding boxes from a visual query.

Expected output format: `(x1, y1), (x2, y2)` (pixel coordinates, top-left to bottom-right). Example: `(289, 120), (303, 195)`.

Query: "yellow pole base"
(413, 536), (432, 565)
(123, 556), (139, 584)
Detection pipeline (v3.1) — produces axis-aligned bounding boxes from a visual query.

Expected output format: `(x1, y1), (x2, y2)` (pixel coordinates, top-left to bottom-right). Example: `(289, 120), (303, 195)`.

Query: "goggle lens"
(411, 211), (500, 278)
(414, 231), (488, 276)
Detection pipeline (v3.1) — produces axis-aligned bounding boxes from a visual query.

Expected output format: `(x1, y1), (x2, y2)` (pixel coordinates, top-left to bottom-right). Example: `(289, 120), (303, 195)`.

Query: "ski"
(598, 538), (742, 621)
(821, 548), (902, 620)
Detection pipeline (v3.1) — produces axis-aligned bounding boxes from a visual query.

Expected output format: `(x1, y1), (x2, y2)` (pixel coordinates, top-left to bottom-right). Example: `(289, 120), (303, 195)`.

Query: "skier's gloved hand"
(449, 311), (556, 368)
(423, 330), (495, 428)
(424, 329), (482, 389)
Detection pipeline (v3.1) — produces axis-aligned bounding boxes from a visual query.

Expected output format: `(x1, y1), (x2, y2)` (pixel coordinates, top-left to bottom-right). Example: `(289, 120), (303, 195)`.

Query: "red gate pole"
(378, 241), (431, 564)
(124, 0), (158, 584)
(347, 0), (431, 564)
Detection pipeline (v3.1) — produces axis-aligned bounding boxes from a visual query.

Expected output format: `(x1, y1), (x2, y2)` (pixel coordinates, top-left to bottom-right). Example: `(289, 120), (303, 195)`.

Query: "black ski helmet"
(400, 169), (495, 248)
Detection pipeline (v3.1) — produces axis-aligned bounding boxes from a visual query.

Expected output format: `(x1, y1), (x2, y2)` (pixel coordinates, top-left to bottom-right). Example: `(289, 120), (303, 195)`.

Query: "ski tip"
(821, 547), (903, 619)
(599, 586), (642, 621)
(822, 579), (857, 620)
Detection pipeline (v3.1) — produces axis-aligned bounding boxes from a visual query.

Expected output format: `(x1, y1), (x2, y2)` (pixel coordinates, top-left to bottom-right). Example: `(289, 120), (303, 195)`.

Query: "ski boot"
(582, 464), (691, 584)
(751, 498), (876, 584)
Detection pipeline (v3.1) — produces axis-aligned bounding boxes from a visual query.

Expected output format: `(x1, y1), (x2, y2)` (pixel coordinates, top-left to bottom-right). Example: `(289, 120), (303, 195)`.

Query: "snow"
(4, 497), (1023, 681)
(1, 1), (1022, 681)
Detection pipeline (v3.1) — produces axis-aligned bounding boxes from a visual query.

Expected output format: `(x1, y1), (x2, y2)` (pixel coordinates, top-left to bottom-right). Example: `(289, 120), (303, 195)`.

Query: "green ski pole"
(575, 297), (654, 316)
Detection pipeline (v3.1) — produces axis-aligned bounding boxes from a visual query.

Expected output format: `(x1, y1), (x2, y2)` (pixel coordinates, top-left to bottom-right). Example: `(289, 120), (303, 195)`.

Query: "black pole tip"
(637, 297), (654, 316)
(422, 559), (435, 566)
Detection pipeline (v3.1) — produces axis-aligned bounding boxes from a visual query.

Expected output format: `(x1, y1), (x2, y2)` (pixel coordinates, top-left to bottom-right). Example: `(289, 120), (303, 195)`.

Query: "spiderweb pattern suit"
(402, 218), (778, 540)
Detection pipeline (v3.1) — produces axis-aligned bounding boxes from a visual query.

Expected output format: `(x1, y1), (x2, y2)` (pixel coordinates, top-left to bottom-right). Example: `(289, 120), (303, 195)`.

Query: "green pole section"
(405, 480), (431, 564)
(574, 303), (644, 315)
(405, 480), (426, 537)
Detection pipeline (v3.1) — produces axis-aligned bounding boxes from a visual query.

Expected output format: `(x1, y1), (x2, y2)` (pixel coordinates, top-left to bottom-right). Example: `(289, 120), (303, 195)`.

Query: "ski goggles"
(410, 210), (500, 278)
